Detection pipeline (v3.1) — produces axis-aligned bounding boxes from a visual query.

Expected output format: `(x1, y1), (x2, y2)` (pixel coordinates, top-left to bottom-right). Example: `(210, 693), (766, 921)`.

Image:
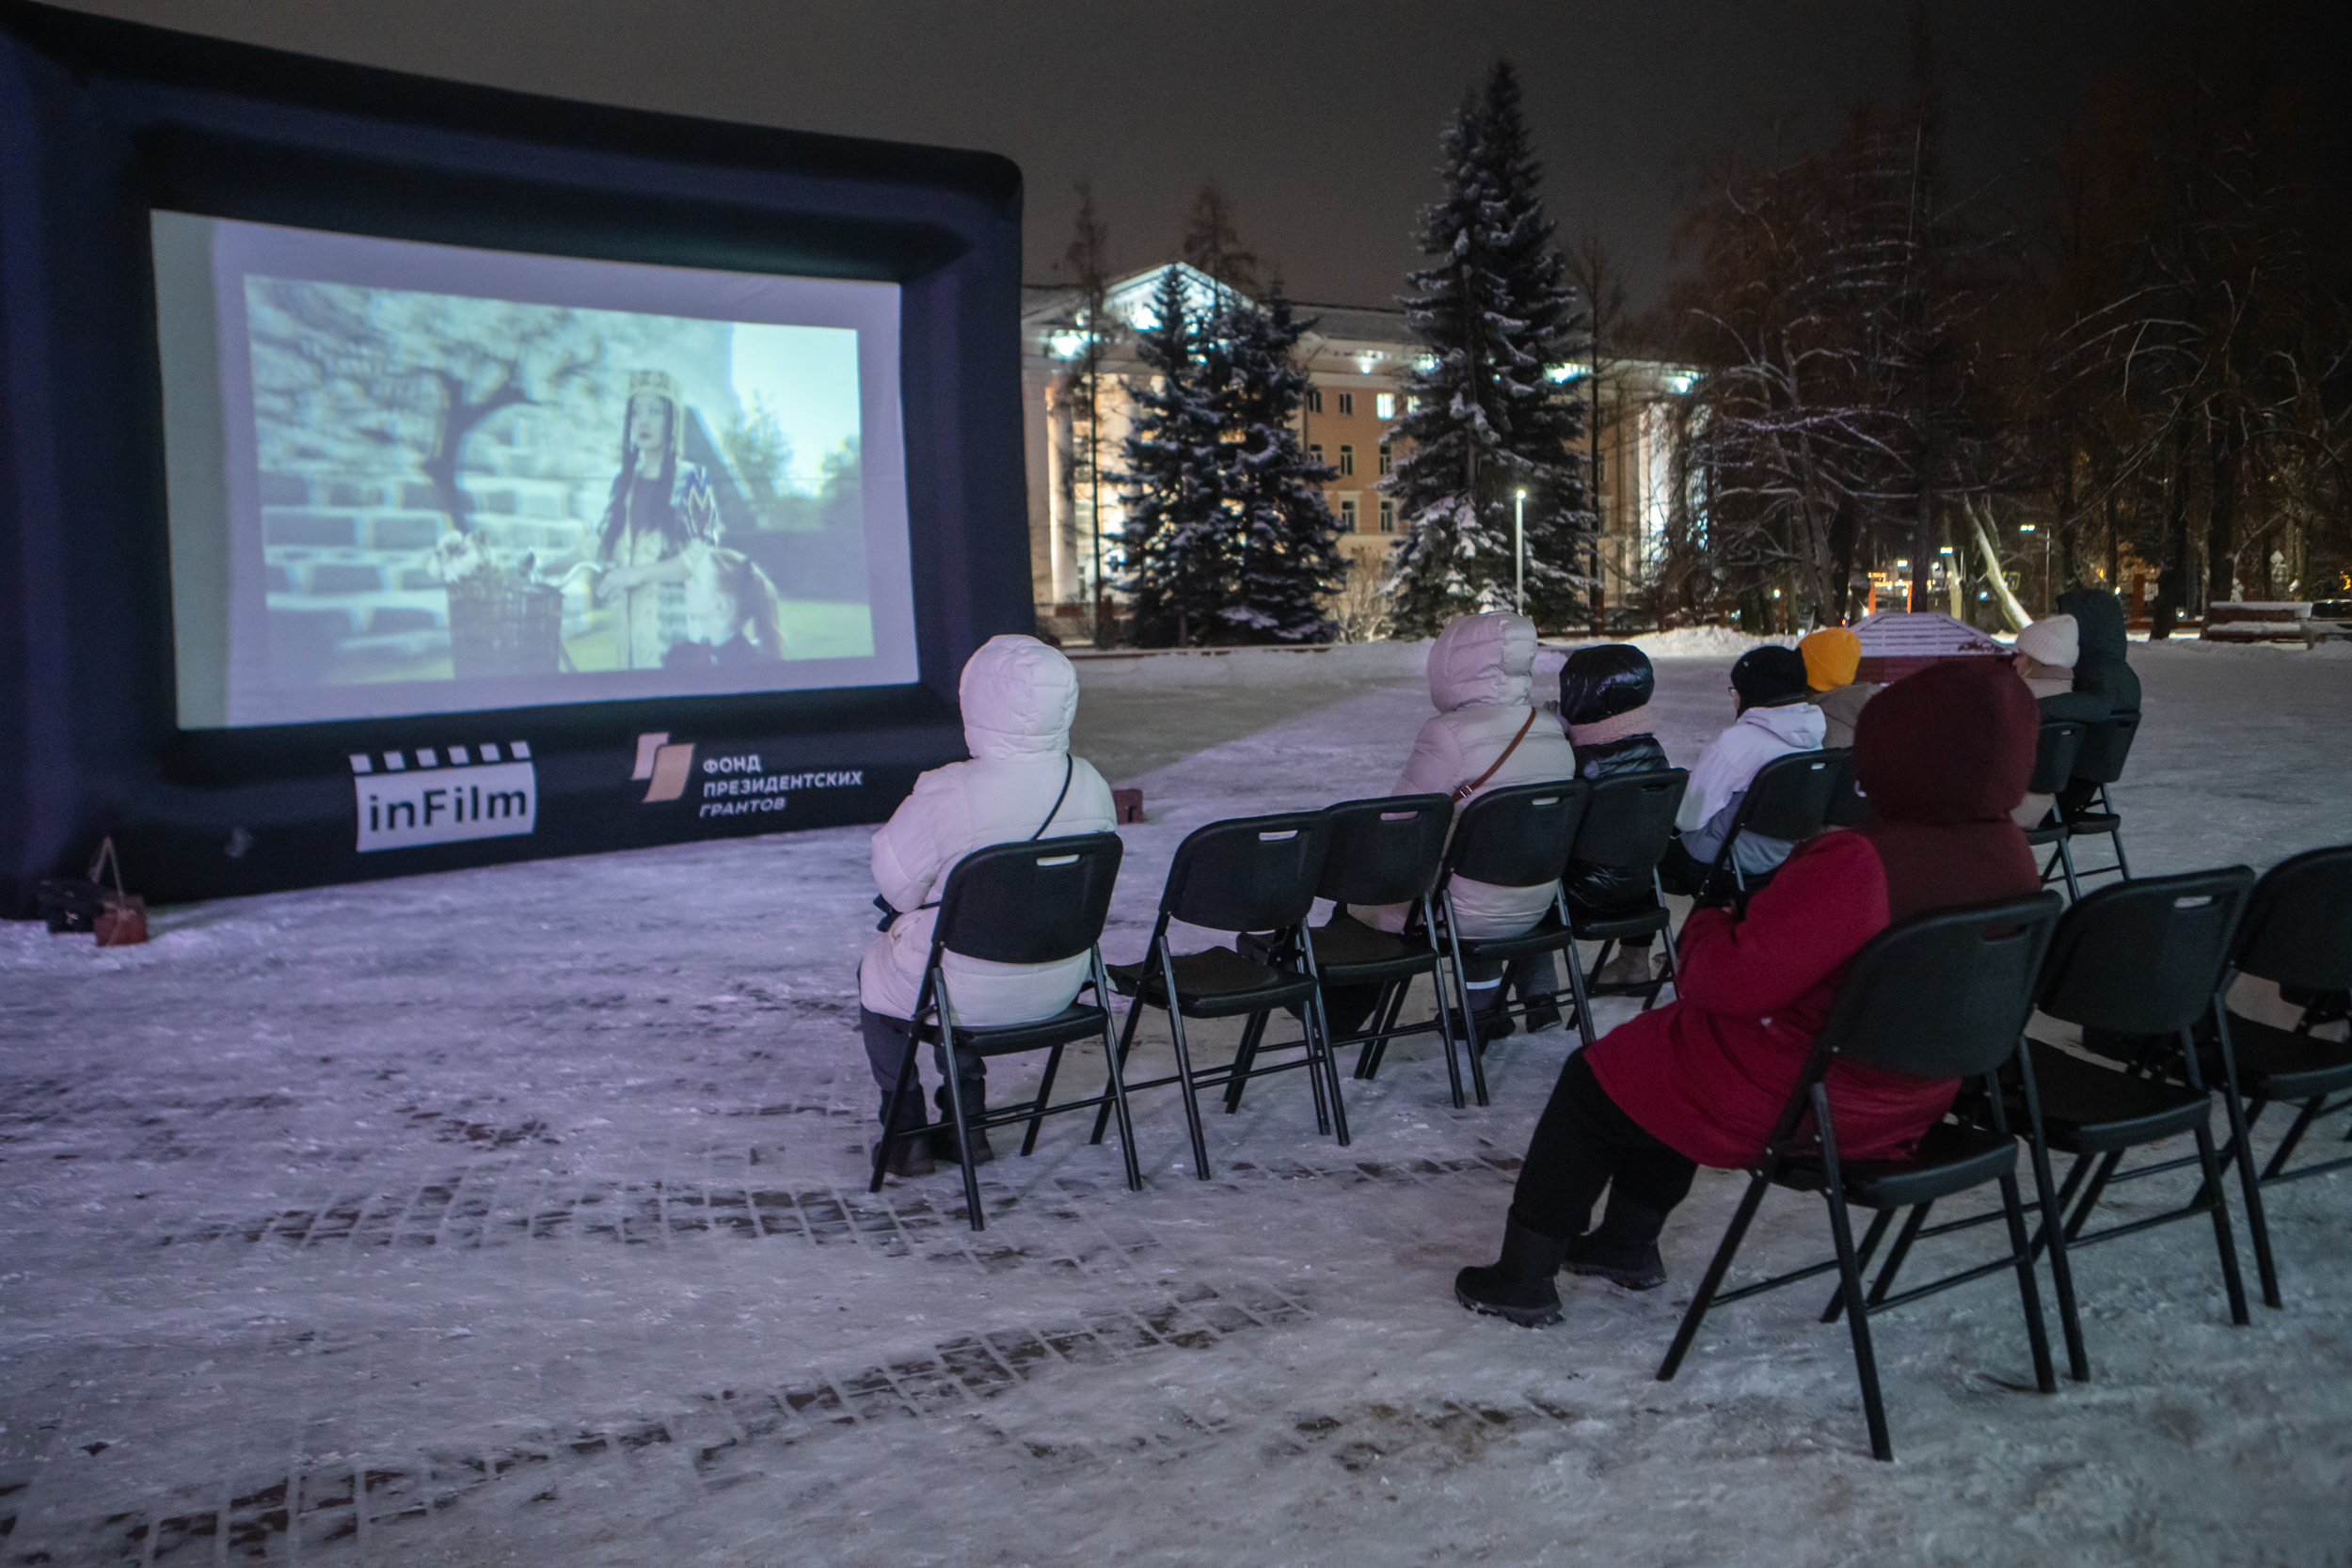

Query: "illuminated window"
(1339, 445), (1355, 476)
(1375, 392), (1396, 420)
(1378, 499), (1395, 533)
(1378, 443), (1392, 476)
(1337, 391), (1355, 416)
(1340, 498), (1359, 531)
(1306, 388), (1323, 415)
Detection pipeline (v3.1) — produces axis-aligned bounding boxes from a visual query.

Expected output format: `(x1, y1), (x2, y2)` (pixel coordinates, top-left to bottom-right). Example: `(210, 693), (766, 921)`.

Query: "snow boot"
(1521, 992), (1565, 1034)
(872, 1093), (935, 1180)
(1454, 1217), (1567, 1326)
(1467, 987), (1515, 1047)
(1564, 1200), (1669, 1291)
(1595, 949), (1657, 989)
(930, 1083), (995, 1167)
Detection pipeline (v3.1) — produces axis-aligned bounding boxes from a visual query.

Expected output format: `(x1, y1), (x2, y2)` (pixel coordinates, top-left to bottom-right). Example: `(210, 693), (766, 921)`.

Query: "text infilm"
(352, 743), (535, 851)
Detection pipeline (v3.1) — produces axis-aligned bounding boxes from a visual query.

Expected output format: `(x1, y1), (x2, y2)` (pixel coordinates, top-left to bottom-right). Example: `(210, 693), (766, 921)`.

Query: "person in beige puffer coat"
(1362, 612), (1578, 1036)
(859, 635), (1117, 1176)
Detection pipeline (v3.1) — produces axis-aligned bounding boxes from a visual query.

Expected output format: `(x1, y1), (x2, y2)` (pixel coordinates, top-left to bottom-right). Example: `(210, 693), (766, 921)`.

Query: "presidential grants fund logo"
(351, 742), (536, 852)
(631, 732), (863, 819)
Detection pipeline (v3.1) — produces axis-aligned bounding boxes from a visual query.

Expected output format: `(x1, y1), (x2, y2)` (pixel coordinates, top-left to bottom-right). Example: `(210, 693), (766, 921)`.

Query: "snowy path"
(2, 642), (2347, 1565)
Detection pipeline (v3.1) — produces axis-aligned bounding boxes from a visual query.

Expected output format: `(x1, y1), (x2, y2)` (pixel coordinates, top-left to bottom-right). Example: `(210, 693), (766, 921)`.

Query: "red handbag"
(88, 837), (149, 947)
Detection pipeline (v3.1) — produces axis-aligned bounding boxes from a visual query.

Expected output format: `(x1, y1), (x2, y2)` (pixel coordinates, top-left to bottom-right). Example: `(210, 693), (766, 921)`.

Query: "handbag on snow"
(87, 837), (149, 947)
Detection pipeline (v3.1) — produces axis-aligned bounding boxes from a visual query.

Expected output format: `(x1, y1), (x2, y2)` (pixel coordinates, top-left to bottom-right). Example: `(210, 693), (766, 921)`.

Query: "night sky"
(52, 0), (2349, 311)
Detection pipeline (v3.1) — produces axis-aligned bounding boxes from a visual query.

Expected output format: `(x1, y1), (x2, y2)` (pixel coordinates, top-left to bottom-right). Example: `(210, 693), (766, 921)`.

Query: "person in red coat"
(1454, 657), (2042, 1325)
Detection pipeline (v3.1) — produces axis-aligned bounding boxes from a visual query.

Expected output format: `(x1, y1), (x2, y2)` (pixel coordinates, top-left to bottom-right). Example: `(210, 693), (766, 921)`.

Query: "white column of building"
(1044, 383), (1082, 607)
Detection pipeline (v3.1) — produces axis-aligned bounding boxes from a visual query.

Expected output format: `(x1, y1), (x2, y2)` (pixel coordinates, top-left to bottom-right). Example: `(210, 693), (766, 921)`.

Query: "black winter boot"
(1565, 1199), (1669, 1290)
(930, 1083), (995, 1166)
(1454, 1217), (1567, 1326)
(1521, 992), (1565, 1034)
(872, 1093), (935, 1180)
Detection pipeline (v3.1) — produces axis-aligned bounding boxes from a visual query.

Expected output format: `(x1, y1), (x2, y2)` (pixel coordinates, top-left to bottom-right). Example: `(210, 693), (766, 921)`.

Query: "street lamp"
(1515, 488), (1527, 614)
(2018, 524), (2049, 612)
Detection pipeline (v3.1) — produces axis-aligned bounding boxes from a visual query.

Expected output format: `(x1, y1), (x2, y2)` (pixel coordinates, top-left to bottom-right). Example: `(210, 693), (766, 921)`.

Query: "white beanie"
(2014, 614), (2080, 670)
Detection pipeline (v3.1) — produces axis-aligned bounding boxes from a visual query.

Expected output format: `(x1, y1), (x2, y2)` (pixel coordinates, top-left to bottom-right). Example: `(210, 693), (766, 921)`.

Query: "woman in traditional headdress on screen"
(595, 370), (721, 670)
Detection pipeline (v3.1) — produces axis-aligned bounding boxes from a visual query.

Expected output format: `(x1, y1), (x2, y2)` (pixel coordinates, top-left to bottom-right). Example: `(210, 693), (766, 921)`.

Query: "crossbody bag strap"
(1030, 755), (1076, 841)
(1453, 710), (1539, 803)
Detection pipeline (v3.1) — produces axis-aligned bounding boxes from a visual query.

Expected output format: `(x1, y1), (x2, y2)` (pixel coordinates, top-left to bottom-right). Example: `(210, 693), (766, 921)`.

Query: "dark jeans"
(1510, 1051), (1699, 1251)
(860, 1006), (984, 1130)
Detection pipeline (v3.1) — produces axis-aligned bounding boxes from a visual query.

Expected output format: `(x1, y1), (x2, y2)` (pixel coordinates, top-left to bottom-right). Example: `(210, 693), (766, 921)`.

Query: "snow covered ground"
(3, 641), (2347, 1566)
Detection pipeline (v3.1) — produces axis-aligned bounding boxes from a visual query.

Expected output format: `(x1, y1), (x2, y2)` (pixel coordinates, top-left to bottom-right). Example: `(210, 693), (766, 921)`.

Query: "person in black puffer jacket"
(2052, 585), (2140, 816)
(1506, 644), (1672, 1016)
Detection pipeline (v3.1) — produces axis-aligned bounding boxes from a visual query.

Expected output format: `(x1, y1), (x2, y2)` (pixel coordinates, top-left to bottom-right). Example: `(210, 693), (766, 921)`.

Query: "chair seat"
(2022, 1038), (2213, 1152)
(915, 1001), (1112, 1057)
(1452, 912), (1581, 963)
(2066, 811), (2122, 833)
(2022, 822), (2068, 847)
(1109, 946), (1319, 1019)
(1772, 1120), (2019, 1210)
(1568, 899), (1671, 942)
(1309, 918), (1438, 983)
(2212, 1011), (2352, 1101)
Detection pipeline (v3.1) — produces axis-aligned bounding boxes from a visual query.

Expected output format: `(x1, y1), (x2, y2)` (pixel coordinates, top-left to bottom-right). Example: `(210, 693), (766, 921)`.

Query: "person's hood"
(1427, 611), (1536, 712)
(1739, 701), (1826, 751)
(1855, 658), (2036, 824)
(2056, 586), (2130, 662)
(1560, 642), (1655, 725)
(959, 634), (1077, 760)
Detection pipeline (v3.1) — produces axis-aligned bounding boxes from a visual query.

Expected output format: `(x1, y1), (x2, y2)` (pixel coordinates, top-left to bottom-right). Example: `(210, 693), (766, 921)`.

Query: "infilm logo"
(351, 743), (535, 853)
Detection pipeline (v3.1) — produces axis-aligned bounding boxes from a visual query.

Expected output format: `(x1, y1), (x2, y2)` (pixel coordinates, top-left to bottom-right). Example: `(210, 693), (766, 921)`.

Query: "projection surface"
(153, 214), (919, 728)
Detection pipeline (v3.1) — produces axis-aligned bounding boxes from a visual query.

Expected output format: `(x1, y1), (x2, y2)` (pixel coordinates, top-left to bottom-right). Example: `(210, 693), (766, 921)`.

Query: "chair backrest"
(1821, 751), (1870, 829)
(1736, 749), (1850, 844)
(1160, 811), (1331, 931)
(2026, 721), (2087, 797)
(1818, 893), (2064, 1081)
(2034, 865), (2258, 1036)
(2229, 844), (2352, 993)
(1317, 793), (1453, 906)
(1443, 779), (1589, 889)
(2069, 710), (2140, 786)
(1567, 768), (1688, 874)
(932, 833), (1124, 966)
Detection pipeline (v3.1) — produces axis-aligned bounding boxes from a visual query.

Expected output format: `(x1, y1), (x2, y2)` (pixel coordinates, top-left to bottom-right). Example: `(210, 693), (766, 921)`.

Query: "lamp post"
(1515, 488), (1527, 614)
(2019, 524), (2049, 612)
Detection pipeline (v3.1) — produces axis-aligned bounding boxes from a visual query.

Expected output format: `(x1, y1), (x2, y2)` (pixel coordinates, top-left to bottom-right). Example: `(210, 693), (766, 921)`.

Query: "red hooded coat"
(1584, 658), (2042, 1167)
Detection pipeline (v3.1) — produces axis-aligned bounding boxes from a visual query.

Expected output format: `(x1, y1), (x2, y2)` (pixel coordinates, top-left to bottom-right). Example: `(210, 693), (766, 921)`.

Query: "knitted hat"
(1730, 646), (1811, 709)
(1854, 658), (2037, 824)
(2013, 615), (2081, 670)
(1798, 627), (1862, 691)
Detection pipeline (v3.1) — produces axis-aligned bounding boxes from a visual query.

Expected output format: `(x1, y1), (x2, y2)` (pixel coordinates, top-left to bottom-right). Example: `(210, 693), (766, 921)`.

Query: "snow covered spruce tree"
(1118, 268), (1231, 646)
(1383, 62), (1590, 635)
(1198, 283), (1345, 642)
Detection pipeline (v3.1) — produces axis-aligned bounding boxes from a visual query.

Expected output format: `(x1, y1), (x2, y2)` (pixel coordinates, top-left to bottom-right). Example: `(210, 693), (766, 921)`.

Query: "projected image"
(154, 214), (917, 727)
(246, 284), (872, 684)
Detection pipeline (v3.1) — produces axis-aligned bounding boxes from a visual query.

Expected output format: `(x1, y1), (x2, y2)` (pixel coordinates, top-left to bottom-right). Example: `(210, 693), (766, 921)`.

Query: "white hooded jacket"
(1380, 612), (1579, 939)
(1675, 700), (1827, 873)
(859, 636), (1117, 1024)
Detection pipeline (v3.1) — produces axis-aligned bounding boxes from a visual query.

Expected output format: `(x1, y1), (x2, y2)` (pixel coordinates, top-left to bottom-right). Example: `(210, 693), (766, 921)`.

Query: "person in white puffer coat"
(1366, 611), (1577, 1035)
(859, 635), (1116, 1176)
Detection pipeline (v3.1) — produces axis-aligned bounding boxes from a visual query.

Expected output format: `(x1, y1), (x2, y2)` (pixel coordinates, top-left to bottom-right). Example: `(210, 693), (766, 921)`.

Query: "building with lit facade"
(1020, 263), (1693, 639)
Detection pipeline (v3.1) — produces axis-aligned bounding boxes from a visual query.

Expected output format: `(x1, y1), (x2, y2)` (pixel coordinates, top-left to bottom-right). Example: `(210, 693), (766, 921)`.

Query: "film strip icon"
(349, 741), (532, 774)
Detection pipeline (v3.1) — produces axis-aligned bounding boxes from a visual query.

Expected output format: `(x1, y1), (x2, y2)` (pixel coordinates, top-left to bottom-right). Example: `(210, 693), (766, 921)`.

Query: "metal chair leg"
(1996, 1172), (2059, 1393)
(1021, 1043), (1065, 1157)
(1091, 988), (1151, 1146)
(1659, 1169), (1772, 1382)
(2190, 1120), (2251, 1325)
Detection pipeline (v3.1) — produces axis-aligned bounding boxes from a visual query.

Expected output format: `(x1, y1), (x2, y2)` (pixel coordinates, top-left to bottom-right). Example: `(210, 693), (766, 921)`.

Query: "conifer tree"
(1200, 284), (1345, 641)
(1383, 61), (1589, 634)
(1118, 269), (1230, 646)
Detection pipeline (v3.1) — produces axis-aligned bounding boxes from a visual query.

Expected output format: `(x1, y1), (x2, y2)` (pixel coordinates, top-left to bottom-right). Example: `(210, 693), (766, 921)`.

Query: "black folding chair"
(2057, 711), (2139, 886)
(1246, 794), (1466, 1106)
(1558, 768), (1689, 1045)
(1690, 748), (1851, 911)
(2023, 720), (2089, 901)
(2009, 867), (2265, 1333)
(1097, 812), (1341, 1180)
(1656, 893), (2066, 1463)
(870, 833), (1136, 1232)
(2201, 845), (2352, 1225)
(1822, 749), (1869, 829)
(1430, 780), (1591, 1107)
